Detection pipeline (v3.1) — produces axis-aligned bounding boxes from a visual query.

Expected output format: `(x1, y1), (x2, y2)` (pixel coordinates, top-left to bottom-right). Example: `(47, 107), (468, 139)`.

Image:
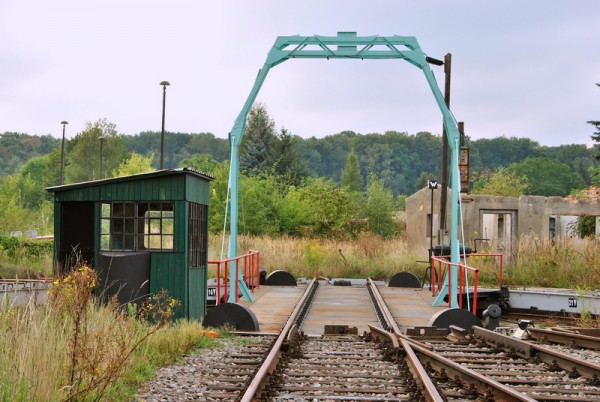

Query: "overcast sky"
(2, 1), (599, 147)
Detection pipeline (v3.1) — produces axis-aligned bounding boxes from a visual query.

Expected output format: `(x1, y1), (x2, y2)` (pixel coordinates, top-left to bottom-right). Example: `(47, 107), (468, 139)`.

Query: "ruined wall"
(406, 188), (600, 252)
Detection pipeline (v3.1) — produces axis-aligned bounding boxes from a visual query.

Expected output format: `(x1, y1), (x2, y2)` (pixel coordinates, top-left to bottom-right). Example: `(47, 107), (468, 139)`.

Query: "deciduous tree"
(65, 119), (128, 183)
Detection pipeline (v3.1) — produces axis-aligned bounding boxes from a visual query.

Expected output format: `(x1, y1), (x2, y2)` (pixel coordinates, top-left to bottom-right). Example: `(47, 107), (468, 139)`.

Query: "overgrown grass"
(210, 232), (430, 281)
(507, 236), (600, 289)
(0, 266), (218, 401)
(210, 233), (600, 289)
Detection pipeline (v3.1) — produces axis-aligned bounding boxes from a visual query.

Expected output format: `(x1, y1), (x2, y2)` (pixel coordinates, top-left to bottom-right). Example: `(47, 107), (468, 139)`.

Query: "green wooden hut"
(46, 168), (213, 320)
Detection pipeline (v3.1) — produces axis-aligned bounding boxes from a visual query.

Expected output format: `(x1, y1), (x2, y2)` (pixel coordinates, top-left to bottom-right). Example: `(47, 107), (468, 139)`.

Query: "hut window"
(189, 202), (208, 268)
(142, 202), (174, 251)
(100, 202), (174, 251)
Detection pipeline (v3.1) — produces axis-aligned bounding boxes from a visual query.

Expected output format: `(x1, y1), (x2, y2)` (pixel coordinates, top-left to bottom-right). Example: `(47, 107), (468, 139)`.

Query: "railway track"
(143, 278), (600, 401)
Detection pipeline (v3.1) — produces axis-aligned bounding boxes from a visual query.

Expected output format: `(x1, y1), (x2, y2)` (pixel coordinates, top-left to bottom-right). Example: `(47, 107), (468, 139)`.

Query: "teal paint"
(226, 33), (463, 307)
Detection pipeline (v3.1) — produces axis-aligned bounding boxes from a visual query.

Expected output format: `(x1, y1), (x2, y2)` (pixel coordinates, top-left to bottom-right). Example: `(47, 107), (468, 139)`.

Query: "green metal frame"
(227, 32), (461, 307)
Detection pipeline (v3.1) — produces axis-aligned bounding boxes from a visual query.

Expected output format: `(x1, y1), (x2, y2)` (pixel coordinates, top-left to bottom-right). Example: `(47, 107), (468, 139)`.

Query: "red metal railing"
(208, 249), (260, 305)
(430, 253), (503, 315)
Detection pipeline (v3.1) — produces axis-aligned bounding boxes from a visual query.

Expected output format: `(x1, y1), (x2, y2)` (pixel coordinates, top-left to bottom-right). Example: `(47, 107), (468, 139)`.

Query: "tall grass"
(211, 232), (429, 281)
(508, 236), (600, 289)
(211, 233), (600, 290)
(0, 266), (216, 401)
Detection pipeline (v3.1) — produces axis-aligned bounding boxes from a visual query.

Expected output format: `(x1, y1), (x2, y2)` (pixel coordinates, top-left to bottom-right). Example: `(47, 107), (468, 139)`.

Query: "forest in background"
(1, 103), (599, 239)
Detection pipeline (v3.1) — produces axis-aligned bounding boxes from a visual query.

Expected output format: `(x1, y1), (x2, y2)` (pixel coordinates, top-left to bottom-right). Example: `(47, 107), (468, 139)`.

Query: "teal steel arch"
(226, 32), (461, 306)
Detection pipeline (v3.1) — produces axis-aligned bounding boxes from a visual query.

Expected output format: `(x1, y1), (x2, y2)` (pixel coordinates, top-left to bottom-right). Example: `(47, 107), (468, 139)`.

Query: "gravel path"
(135, 337), (251, 402)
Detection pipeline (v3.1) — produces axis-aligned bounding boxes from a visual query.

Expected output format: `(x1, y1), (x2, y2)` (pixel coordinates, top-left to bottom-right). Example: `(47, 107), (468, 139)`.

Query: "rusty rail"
(367, 277), (535, 401)
(240, 278), (317, 402)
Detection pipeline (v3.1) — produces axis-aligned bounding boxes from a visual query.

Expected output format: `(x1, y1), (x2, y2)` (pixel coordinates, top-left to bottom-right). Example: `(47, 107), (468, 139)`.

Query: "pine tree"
(341, 149), (363, 192)
(240, 103), (276, 174)
(588, 83), (600, 160)
(272, 127), (308, 185)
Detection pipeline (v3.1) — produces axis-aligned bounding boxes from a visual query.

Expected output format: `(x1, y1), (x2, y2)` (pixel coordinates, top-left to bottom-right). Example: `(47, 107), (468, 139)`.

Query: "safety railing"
(431, 253), (503, 315)
(208, 249), (260, 305)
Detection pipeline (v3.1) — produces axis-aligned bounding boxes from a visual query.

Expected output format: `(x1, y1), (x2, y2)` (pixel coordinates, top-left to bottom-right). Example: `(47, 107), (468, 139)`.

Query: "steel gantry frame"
(226, 32), (462, 307)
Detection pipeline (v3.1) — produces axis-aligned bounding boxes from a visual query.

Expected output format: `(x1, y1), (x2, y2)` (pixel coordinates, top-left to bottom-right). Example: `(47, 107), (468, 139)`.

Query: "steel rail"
(240, 278), (317, 402)
(366, 278), (432, 350)
(528, 327), (600, 350)
(475, 327), (600, 379)
(408, 340), (537, 402)
(367, 278), (535, 402)
(366, 279), (444, 401)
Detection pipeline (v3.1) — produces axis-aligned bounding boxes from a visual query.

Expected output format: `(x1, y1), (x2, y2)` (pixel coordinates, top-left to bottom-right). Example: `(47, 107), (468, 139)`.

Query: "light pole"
(60, 121), (68, 185)
(99, 136), (105, 179)
(427, 179), (439, 259)
(159, 80), (170, 169)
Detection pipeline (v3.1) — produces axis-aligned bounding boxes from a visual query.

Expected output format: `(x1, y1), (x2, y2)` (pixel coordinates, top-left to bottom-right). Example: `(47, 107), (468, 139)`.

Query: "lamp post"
(159, 80), (170, 169)
(60, 121), (68, 185)
(427, 179), (439, 259)
(99, 136), (105, 179)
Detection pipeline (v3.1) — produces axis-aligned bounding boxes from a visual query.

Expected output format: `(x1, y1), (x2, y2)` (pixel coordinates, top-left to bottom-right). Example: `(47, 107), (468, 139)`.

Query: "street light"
(99, 136), (105, 179)
(60, 121), (68, 185)
(427, 179), (439, 260)
(159, 80), (170, 169)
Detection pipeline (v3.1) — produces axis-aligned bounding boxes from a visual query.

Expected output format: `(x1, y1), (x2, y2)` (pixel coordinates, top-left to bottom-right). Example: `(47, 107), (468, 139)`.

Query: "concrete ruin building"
(406, 186), (600, 256)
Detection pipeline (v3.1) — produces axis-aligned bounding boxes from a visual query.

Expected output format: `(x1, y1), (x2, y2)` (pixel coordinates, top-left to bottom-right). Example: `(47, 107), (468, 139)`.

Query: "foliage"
(508, 236), (600, 288)
(180, 153), (222, 176)
(510, 157), (586, 196)
(0, 132), (59, 176)
(0, 265), (215, 401)
(47, 265), (181, 401)
(271, 127), (308, 185)
(341, 149), (363, 192)
(116, 152), (155, 177)
(361, 174), (398, 237)
(591, 165), (600, 186)
(18, 150), (61, 207)
(240, 103), (277, 174)
(567, 216), (598, 239)
(299, 178), (353, 238)
(588, 83), (600, 160)
(471, 167), (529, 196)
(65, 118), (128, 183)
(122, 131), (230, 169)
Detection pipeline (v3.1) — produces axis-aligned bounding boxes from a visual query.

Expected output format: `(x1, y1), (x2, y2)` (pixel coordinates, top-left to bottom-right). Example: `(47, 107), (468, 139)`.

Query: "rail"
(430, 253), (503, 314)
(207, 249), (260, 304)
(240, 278), (318, 401)
(367, 277), (534, 401)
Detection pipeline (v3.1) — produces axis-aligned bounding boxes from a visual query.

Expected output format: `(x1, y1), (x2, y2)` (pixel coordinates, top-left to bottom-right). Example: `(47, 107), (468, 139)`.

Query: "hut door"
(60, 201), (95, 272)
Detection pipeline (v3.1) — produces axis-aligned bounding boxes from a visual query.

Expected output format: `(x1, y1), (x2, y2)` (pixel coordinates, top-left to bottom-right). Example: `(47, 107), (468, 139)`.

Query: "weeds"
(0, 263), (213, 401)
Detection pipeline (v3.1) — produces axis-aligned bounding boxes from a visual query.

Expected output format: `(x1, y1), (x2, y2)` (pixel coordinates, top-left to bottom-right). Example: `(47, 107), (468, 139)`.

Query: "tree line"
(1, 99), (599, 237)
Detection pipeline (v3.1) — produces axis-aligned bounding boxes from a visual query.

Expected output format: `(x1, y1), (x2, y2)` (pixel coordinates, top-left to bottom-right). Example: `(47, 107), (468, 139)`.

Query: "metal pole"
(99, 136), (105, 179)
(440, 53), (452, 236)
(159, 81), (170, 169)
(60, 121), (68, 185)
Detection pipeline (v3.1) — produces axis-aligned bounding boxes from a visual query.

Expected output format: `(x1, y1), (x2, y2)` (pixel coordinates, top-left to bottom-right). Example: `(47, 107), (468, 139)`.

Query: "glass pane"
(124, 203), (135, 217)
(124, 218), (135, 234)
(124, 235), (134, 250)
(113, 219), (124, 234)
(163, 218), (174, 235)
(101, 203), (111, 218)
(112, 203), (124, 217)
(100, 235), (110, 250)
(110, 235), (124, 250)
(162, 235), (173, 250)
(101, 219), (110, 235)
